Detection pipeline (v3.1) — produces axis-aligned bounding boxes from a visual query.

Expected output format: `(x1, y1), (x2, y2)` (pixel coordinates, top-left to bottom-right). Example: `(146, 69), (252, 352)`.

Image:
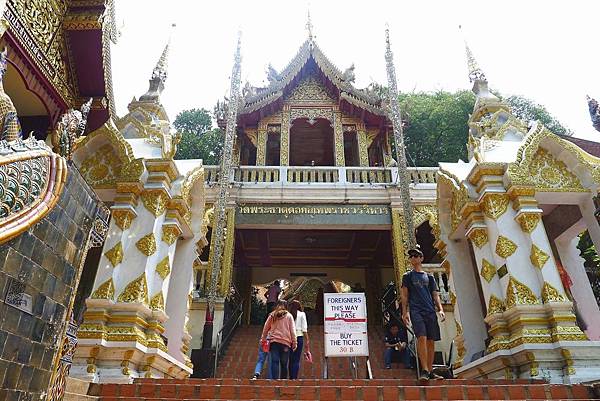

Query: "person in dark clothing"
(384, 323), (413, 369)
(401, 246), (445, 380)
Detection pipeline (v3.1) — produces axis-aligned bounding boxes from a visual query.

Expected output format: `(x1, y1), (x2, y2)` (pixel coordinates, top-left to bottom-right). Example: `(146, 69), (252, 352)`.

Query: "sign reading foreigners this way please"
(324, 293), (369, 357)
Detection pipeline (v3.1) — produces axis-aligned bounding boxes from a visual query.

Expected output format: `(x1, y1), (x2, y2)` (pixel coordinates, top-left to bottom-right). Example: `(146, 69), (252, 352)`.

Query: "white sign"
(324, 293), (369, 357)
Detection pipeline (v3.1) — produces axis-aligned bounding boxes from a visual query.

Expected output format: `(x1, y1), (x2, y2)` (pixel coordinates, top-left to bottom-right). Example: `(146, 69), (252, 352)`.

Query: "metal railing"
(213, 286), (245, 376)
(203, 165), (438, 186)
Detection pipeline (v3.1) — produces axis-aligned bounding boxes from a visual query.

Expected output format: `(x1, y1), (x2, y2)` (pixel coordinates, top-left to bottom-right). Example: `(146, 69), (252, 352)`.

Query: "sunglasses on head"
(408, 253), (422, 258)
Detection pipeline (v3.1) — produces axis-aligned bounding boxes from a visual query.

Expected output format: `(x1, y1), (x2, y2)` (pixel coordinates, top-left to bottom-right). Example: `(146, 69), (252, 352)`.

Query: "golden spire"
(306, 9), (314, 42)
(140, 24), (175, 102)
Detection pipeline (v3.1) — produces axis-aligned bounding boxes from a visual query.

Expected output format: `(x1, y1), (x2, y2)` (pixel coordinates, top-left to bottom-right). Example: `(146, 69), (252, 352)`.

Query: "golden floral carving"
(112, 209), (136, 230)
(495, 236), (517, 259)
(530, 244), (550, 270)
(468, 228), (488, 248)
(91, 278), (114, 299)
(162, 225), (181, 245)
(280, 109), (290, 166)
(80, 144), (121, 188)
(505, 276), (540, 308)
(449, 291), (456, 306)
(541, 281), (566, 303)
(286, 76), (336, 103)
(528, 148), (585, 192)
(104, 242), (123, 267)
(516, 213), (540, 233)
(480, 259), (497, 283)
(155, 257), (170, 280)
(561, 349), (576, 375)
(487, 295), (505, 316)
(117, 273), (149, 304)
(455, 320), (463, 335)
(482, 193), (509, 220)
(136, 233), (157, 256)
(150, 292), (165, 311)
(141, 190), (168, 217)
(333, 111), (345, 166)
(441, 260), (451, 275)
(552, 326), (588, 342)
(119, 158), (145, 182)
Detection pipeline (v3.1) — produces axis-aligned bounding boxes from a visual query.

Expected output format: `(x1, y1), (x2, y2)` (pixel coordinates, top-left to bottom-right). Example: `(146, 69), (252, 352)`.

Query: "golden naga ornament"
(516, 213), (540, 233)
(155, 256), (170, 280)
(541, 281), (566, 303)
(505, 276), (540, 308)
(104, 242), (124, 267)
(136, 233), (157, 256)
(117, 273), (149, 304)
(150, 292), (165, 311)
(530, 244), (550, 270)
(91, 278), (115, 299)
(487, 295), (505, 316)
(482, 193), (509, 220)
(480, 258), (497, 283)
(141, 190), (168, 217)
(468, 227), (489, 248)
(495, 236), (517, 259)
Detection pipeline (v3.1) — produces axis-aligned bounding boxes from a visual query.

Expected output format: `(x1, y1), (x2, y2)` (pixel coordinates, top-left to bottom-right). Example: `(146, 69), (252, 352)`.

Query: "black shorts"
(410, 311), (441, 341)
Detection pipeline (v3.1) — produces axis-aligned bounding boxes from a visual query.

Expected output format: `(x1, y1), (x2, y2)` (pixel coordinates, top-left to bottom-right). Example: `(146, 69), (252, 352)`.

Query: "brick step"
(94, 380), (595, 400)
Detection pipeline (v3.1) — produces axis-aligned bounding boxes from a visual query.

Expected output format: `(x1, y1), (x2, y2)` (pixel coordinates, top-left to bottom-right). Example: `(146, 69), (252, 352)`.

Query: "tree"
(173, 108), (224, 164)
(392, 90), (572, 166)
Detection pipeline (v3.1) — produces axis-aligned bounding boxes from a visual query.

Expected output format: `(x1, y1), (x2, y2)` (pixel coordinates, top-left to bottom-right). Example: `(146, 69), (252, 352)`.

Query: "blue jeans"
(269, 341), (290, 379)
(384, 346), (412, 368)
(289, 336), (304, 379)
(254, 344), (271, 378)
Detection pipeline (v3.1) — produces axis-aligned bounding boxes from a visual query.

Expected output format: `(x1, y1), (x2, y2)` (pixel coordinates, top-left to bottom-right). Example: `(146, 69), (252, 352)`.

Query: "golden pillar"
(280, 106), (290, 166)
(219, 208), (236, 296)
(256, 123), (267, 166)
(333, 110), (345, 166)
(390, 209), (410, 293)
(357, 127), (369, 167)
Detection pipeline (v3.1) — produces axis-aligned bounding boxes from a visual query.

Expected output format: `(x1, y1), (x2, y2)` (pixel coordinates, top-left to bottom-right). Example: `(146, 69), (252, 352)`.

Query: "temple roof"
(240, 39), (385, 121)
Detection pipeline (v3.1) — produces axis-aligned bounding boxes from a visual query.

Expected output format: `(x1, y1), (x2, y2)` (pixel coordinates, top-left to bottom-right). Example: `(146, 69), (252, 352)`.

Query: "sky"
(111, 0), (600, 141)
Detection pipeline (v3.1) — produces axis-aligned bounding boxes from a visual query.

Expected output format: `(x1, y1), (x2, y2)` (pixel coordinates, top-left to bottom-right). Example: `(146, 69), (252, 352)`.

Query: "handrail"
(213, 287), (245, 376)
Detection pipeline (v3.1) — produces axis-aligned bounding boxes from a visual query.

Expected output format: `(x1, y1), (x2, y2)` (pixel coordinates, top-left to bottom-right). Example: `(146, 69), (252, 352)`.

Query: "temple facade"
(2, 3), (600, 399)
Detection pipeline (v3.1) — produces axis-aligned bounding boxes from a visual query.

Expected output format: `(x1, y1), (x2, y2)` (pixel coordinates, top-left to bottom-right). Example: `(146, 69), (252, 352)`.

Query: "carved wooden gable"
(285, 76), (336, 104)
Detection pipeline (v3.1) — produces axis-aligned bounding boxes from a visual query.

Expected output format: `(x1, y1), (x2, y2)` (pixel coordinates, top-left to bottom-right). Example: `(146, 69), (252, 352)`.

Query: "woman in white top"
(288, 299), (309, 379)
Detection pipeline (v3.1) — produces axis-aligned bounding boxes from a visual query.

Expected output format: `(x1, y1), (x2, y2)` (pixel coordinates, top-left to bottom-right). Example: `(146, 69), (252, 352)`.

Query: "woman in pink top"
(261, 300), (297, 379)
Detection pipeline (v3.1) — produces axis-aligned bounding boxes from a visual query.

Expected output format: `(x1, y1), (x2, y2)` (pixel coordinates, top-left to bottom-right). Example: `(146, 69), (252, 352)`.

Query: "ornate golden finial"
(460, 25), (487, 84)
(140, 24), (175, 102)
(306, 9), (314, 42)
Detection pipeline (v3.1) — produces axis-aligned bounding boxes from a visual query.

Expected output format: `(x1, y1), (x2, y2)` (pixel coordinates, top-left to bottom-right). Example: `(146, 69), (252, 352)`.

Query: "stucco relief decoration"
(468, 228), (489, 248)
(112, 209), (136, 231)
(530, 244), (550, 270)
(528, 148), (586, 192)
(149, 292), (164, 311)
(90, 278), (114, 300)
(505, 276), (540, 308)
(482, 193), (509, 220)
(104, 242), (123, 267)
(495, 235), (517, 259)
(141, 190), (168, 217)
(155, 256), (170, 279)
(119, 158), (145, 182)
(516, 213), (540, 233)
(480, 258), (497, 283)
(161, 225), (180, 245)
(541, 281), (566, 303)
(117, 273), (149, 304)
(290, 107), (333, 125)
(487, 295), (505, 316)
(80, 144), (121, 188)
(286, 76), (336, 103)
(136, 233), (157, 256)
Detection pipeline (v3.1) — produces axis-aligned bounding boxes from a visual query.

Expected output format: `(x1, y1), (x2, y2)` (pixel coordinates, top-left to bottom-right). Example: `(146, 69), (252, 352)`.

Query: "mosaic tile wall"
(0, 165), (101, 401)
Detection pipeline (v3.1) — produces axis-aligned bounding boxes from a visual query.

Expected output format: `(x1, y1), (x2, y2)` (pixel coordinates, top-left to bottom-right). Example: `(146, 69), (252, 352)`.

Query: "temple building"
(2, 2), (600, 400)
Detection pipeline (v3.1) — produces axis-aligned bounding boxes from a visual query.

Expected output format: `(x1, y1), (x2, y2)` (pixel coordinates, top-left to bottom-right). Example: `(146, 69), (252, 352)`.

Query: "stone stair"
(92, 377), (598, 400)
(216, 324), (414, 379)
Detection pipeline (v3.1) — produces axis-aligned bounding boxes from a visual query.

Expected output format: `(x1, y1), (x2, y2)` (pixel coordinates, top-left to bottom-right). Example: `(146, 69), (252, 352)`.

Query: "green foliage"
(504, 95), (572, 136)
(576, 231), (600, 303)
(173, 108), (224, 164)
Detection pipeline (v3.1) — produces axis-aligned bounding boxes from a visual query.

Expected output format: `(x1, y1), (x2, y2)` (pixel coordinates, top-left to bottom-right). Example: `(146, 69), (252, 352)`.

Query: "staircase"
(216, 325), (413, 379)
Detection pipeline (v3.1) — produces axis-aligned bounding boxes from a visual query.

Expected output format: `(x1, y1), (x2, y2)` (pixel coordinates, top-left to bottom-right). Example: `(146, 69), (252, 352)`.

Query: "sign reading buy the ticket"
(324, 292), (369, 357)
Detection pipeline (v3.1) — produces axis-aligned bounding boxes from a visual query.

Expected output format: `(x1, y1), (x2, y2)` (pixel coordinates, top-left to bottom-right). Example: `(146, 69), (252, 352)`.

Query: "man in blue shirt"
(401, 246), (445, 380)
(384, 323), (413, 369)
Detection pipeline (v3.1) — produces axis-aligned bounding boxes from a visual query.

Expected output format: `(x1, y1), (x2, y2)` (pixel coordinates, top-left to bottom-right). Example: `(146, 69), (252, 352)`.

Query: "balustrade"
(423, 263), (450, 304)
(203, 165), (438, 186)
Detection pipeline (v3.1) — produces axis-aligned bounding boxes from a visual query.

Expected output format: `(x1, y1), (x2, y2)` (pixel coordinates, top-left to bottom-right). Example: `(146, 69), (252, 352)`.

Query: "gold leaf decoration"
(136, 233), (157, 256)
(161, 225), (180, 245)
(455, 320), (463, 335)
(516, 213), (540, 233)
(112, 209), (136, 230)
(468, 228), (489, 248)
(117, 273), (149, 304)
(530, 244), (550, 270)
(441, 259), (451, 275)
(141, 190), (168, 217)
(149, 292), (165, 311)
(104, 242), (123, 267)
(91, 278), (114, 299)
(541, 281), (566, 303)
(155, 257), (170, 280)
(528, 148), (585, 192)
(480, 259), (497, 283)
(487, 295), (505, 316)
(505, 276), (540, 308)
(449, 291), (456, 306)
(495, 236), (517, 259)
(482, 193), (509, 220)
(119, 158), (145, 182)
